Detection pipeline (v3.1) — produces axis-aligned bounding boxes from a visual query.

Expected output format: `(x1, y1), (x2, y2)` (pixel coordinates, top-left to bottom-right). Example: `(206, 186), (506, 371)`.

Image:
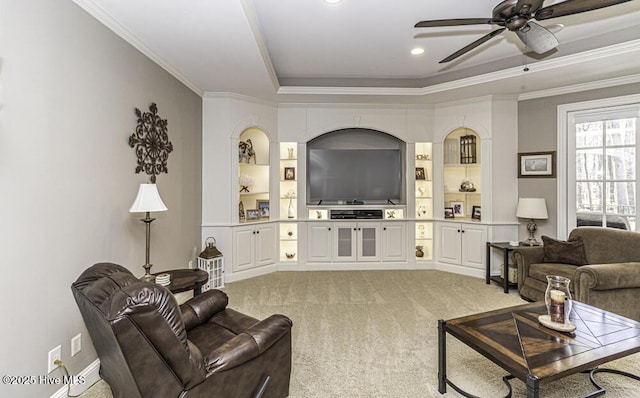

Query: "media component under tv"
(308, 149), (403, 204)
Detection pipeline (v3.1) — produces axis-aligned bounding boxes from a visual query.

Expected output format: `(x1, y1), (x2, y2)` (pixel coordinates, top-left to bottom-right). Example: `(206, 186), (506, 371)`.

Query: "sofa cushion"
(542, 235), (588, 266)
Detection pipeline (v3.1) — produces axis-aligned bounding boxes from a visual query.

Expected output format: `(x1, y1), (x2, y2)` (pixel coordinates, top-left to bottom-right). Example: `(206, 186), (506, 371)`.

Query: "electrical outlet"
(48, 345), (61, 373)
(71, 333), (82, 356)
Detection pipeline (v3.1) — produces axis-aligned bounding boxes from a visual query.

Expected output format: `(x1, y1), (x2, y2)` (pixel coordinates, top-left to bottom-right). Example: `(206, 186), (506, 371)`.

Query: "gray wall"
(518, 82), (640, 239)
(0, 1), (202, 396)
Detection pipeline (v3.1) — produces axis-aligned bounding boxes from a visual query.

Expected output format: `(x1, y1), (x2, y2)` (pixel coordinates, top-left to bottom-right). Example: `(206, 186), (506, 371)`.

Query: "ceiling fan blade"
(415, 18), (493, 28)
(535, 0), (634, 21)
(516, 21), (559, 54)
(514, 0), (545, 15)
(439, 28), (506, 63)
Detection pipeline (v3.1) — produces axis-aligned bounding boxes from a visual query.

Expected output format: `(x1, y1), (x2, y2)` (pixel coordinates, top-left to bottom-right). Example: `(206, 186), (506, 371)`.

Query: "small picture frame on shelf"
(284, 167), (295, 181)
(444, 207), (454, 219)
(256, 200), (270, 218)
(472, 205), (481, 220)
(451, 201), (464, 217)
(246, 209), (260, 220)
(415, 167), (426, 180)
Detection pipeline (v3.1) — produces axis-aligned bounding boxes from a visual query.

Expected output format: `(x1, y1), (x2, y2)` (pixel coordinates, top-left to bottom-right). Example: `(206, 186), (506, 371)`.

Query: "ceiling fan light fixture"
(323, 0), (342, 4)
(411, 47), (425, 55)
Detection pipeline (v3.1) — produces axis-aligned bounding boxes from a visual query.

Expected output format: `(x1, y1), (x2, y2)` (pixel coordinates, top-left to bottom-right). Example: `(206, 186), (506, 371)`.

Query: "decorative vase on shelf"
(544, 275), (572, 324)
(415, 246), (424, 258)
(287, 198), (295, 218)
(288, 147), (294, 159)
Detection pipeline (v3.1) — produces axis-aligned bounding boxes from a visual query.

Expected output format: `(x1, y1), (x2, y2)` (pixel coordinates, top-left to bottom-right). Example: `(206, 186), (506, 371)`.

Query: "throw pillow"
(541, 235), (588, 265)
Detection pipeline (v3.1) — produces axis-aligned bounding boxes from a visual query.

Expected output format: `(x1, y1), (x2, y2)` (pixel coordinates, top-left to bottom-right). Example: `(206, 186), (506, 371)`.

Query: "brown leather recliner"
(71, 263), (292, 398)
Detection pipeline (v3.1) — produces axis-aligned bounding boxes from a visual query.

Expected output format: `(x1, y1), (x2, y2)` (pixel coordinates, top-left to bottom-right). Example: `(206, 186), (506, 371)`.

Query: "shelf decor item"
(415, 167), (426, 180)
(284, 189), (296, 219)
(415, 246), (424, 258)
(129, 183), (168, 282)
(238, 139), (256, 164)
(459, 134), (477, 164)
(284, 167), (295, 181)
(239, 174), (254, 193)
(256, 200), (270, 218)
(459, 178), (476, 192)
(444, 207), (454, 219)
(197, 237), (224, 290)
(451, 201), (464, 217)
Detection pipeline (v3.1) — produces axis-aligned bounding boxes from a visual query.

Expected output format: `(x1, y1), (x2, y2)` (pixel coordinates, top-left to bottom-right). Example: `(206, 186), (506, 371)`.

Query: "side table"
(485, 242), (518, 294)
(153, 269), (209, 296)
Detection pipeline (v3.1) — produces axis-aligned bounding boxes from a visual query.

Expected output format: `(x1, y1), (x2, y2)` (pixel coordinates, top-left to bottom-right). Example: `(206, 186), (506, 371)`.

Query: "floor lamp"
(130, 183), (168, 282)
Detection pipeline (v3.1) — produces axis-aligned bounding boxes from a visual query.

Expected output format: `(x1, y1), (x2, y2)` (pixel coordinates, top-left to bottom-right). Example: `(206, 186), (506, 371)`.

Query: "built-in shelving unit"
(414, 142), (433, 261)
(279, 142), (297, 261)
(279, 142), (297, 220)
(443, 129), (481, 220)
(238, 128), (270, 223)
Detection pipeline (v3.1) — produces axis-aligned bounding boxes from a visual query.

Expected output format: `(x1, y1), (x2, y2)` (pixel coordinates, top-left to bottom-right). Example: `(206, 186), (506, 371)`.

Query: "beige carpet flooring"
(80, 270), (640, 397)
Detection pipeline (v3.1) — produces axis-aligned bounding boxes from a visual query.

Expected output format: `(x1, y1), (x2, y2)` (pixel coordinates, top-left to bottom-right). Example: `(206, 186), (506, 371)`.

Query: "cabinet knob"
(256, 230), (260, 234)
(328, 227), (331, 231)
(457, 229), (461, 233)
(461, 230), (465, 233)
(383, 227), (387, 230)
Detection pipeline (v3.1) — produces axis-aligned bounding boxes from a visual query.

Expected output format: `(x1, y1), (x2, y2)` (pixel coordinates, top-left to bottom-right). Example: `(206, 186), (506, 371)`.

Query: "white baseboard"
(50, 359), (101, 398)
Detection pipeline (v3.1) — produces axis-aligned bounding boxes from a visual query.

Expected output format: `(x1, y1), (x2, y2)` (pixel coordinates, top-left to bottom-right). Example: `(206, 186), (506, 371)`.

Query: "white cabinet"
(232, 223), (276, 272)
(307, 222), (333, 262)
(307, 221), (406, 263)
(436, 222), (486, 270)
(333, 222), (381, 262)
(381, 222), (407, 262)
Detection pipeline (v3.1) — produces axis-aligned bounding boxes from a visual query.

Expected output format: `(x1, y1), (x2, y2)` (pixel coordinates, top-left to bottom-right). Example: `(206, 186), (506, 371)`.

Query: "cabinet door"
(307, 222), (333, 262)
(438, 223), (462, 265)
(232, 226), (255, 272)
(255, 223), (276, 267)
(333, 223), (357, 262)
(358, 223), (381, 261)
(461, 224), (487, 269)
(381, 222), (406, 262)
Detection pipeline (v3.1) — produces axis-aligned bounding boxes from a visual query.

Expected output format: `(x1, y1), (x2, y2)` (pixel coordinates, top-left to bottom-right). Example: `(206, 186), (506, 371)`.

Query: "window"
(559, 97), (640, 236)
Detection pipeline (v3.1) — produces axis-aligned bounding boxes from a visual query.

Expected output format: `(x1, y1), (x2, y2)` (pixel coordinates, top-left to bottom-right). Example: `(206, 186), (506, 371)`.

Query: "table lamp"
(516, 198), (548, 246)
(130, 183), (168, 282)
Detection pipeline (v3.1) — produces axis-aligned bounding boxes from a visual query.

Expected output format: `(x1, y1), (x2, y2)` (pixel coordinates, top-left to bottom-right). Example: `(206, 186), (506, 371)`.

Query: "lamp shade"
(129, 183), (168, 213)
(516, 198), (548, 220)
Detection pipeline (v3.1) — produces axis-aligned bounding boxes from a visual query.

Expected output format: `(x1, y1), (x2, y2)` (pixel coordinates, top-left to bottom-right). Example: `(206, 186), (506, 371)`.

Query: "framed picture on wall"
(518, 151), (556, 178)
(415, 167), (426, 180)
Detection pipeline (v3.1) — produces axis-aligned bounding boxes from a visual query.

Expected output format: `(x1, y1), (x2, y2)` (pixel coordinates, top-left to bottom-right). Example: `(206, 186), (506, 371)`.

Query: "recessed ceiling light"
(323, 0), (342, 4)
(411, 47), (425, 55)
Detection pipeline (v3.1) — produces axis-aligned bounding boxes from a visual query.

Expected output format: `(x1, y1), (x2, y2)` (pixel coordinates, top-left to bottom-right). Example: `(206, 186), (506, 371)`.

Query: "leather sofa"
(513, 227), (640, 321)
(72, 263), (292, 398)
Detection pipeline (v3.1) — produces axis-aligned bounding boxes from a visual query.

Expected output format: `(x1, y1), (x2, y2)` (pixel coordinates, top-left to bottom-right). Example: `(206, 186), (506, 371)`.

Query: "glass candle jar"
(545, 275), (572, 324)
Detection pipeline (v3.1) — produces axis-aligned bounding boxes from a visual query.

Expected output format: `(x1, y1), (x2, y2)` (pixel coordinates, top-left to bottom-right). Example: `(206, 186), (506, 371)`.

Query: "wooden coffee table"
(438, 301), (640, 397)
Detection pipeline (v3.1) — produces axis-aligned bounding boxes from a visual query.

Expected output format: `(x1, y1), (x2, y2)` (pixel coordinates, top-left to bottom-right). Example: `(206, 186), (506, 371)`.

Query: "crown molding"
(72, 0), (204, 97)
(278, 39), (640, 98)
(518, 73), (640, 101)
(203, 92), (278, 107)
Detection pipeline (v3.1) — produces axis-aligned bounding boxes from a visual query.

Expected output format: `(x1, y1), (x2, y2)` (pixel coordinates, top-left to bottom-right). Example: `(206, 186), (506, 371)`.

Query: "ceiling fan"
(415, 0), (634, 63)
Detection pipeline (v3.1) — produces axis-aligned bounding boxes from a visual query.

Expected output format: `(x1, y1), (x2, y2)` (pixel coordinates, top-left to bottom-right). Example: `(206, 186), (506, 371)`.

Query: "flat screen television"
(308, 149), (402, 204)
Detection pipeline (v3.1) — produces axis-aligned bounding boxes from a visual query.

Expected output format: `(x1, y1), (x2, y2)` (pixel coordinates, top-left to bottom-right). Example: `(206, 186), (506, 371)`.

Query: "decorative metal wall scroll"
(128, 103), (173, 183)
